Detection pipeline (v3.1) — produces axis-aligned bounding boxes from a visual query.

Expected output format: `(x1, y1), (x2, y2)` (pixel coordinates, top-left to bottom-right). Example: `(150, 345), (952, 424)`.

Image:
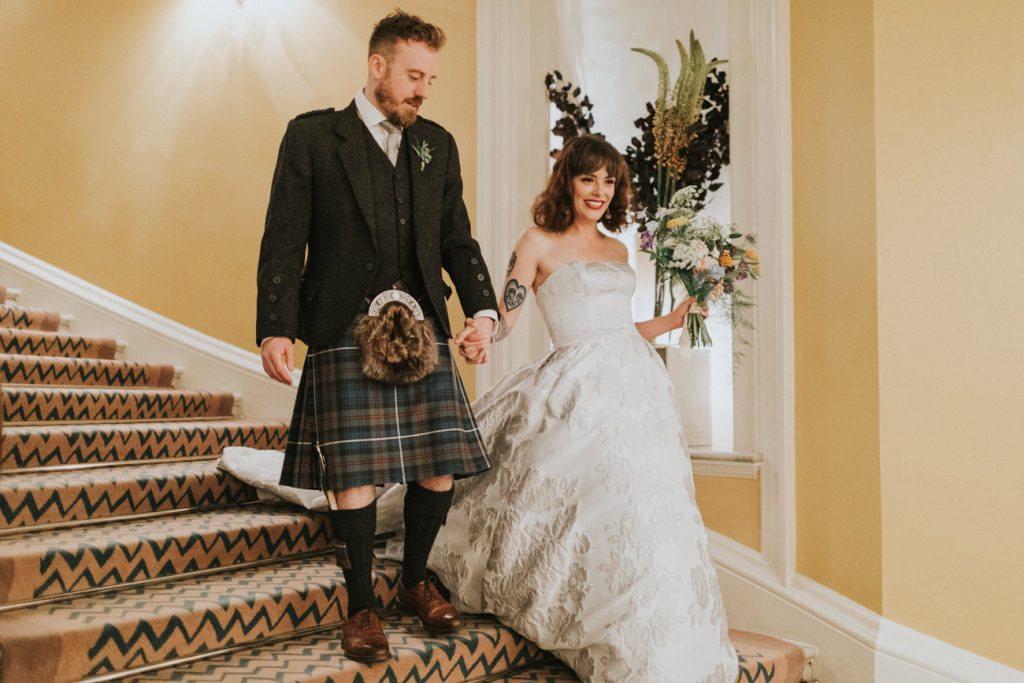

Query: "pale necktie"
(379, 120), (401, 165)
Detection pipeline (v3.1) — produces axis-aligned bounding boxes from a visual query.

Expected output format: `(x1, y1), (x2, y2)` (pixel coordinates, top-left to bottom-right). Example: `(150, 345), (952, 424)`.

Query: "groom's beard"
(375, 77), (422, 128)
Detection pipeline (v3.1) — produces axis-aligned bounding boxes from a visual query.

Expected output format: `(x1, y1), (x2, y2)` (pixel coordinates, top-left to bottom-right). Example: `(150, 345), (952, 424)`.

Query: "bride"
(377, 134), (739, 682)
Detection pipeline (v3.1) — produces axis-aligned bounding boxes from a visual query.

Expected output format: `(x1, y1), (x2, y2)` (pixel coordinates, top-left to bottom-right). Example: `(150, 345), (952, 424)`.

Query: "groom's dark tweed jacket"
(256, 101), (497, 347)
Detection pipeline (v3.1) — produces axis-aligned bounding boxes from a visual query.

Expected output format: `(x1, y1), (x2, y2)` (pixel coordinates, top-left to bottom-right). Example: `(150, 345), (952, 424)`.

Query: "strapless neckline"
(536, 259), (632, 294)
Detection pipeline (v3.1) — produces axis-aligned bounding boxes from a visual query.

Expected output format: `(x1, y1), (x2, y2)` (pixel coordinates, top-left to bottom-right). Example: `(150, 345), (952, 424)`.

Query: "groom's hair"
(532, 135), (633, 234)
(369, 9), (446, 60)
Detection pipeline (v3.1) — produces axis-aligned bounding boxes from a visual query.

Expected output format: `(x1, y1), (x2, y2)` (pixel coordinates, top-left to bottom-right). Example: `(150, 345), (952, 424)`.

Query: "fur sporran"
(353, 298), (437, 385)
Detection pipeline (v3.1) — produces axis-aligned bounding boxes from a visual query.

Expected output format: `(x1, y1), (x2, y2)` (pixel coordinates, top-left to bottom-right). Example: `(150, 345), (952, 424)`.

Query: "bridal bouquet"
(639, 186), (759, 347)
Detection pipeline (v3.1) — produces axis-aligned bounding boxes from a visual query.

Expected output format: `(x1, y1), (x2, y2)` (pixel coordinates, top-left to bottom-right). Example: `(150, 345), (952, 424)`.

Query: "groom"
(256, 10), (497, 662)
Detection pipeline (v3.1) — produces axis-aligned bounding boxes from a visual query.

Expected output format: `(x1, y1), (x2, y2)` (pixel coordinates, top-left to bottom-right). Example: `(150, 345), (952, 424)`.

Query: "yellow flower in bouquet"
(718, 251), (734, 267)
(666, 216), (690, 229)
(744, 248), (760, 274)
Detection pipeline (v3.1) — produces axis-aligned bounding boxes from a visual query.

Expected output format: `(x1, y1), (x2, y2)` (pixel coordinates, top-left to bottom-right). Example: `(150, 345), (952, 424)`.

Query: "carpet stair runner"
(0, 280), (811, 682)
(0, 305), (63, 332)
(0, 328), (120, 360)
(0, 354), (177, 388)
(0, 460), (257, 531)
(1, 386), (237, 424)
(0, 419), (287, 470)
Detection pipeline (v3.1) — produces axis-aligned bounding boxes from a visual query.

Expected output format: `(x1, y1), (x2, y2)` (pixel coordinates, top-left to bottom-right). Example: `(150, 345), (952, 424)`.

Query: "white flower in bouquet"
(671, 239), (708, 269)
(686, 215), (725, 241)
(669, 185), (700, 209)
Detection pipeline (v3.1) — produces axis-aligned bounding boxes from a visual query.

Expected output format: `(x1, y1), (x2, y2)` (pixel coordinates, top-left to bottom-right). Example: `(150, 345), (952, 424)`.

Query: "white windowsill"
(690, 448), (762, 479)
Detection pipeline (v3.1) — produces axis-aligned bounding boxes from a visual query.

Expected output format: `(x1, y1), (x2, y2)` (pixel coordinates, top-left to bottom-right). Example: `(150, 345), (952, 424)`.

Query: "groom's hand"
(455, 318), (493, 364)
(260, 336), (295, 384)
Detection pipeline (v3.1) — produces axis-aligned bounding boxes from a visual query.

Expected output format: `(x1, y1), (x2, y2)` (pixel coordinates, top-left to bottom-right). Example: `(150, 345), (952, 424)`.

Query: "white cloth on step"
(218, 447), (328, 511)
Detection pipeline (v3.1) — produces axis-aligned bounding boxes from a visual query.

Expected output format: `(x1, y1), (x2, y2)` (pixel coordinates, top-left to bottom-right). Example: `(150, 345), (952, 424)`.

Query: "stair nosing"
(0, 546), (333, 614)
(6, 416), (238, 427)
(78, 607), (547, 683)
(6, 453), (223, 475)
(0, 497), (263, 539)
(1, 417), (264, 433)
(77, 618), (347, 683)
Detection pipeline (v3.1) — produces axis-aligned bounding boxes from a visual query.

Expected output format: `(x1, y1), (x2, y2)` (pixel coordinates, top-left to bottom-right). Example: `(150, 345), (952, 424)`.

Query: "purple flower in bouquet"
(639, 228), (656, 251)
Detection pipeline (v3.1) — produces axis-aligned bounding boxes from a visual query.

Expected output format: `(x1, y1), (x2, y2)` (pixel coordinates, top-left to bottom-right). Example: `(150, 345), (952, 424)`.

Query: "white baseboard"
(0, 241), (297, 419)
(709, 532), (1022, 683)
(875, 619), (1022, 683)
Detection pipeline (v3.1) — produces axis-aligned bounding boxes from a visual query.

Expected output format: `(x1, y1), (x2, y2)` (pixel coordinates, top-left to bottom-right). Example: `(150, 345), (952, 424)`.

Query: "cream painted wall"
(695, 475), (761, 552)
(792, 0), (1024, 668)
(791, 0), (883, 612)
(873, 0), (1024, 669)
(0, 0), (478, 393)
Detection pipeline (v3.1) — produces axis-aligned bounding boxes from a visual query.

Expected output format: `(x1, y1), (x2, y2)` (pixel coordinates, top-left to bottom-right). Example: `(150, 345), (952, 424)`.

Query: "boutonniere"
(411, 136), (434, 171)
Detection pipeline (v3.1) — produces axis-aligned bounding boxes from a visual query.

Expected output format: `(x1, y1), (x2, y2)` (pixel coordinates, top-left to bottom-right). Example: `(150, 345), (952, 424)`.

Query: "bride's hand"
(670, 296), (707, 329)
(455, 318), (490, 364)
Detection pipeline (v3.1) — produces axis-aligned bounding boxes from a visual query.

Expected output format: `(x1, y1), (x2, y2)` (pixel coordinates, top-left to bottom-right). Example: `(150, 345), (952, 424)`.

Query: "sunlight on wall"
(1, 1), (477, 399)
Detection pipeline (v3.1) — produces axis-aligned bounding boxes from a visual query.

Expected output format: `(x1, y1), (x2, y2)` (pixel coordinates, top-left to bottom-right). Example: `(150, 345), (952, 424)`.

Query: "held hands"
(260, 336), (295, 384)
(454, 317), (494, 364)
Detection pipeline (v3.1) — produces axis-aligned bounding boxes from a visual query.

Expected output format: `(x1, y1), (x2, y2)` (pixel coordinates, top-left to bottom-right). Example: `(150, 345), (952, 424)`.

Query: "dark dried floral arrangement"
(544, 67), (729, 215)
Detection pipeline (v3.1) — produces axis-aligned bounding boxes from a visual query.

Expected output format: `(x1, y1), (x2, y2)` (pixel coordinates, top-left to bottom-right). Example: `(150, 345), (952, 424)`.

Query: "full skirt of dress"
(378, 328), (738, 683)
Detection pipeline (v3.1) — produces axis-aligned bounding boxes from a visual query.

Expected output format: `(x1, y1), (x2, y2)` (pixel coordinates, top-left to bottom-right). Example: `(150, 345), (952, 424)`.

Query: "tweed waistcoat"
(361, 125), (433, 315)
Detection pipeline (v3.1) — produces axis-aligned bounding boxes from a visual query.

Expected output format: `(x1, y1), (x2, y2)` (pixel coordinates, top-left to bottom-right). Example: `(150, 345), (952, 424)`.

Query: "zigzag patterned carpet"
(0, 281), (808, 682)
(0, 460), (257, 530)
(2, 386), (235, 423)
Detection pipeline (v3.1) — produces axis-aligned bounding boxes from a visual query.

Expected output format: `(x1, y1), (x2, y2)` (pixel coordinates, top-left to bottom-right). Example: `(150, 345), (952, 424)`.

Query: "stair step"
(479, 629), (812, 682)
(100, 620), (812, 683)
(0, 460), (258, 532)
(0, 353), (176, 387)
(0, 305), (62, 331)
(123, 613), (550, 683)
(0, 556), (402, 682)
(0, 505), (330, 606)
(1, 386), (236, 424)
(0, 328), (119, 359)
(499, 660), (577, 681)
(0, 419), (288, 470)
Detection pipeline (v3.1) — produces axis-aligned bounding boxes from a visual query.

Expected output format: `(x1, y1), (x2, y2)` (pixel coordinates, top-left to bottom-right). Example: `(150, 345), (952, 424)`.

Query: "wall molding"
(692, 458), (761, 479)
(474, 0), (554, 393)
(727, 0), (797, 584)
(0, 241), (297, 418)
(875, 618), (1021, 683)
(710, 531), (1021, 682)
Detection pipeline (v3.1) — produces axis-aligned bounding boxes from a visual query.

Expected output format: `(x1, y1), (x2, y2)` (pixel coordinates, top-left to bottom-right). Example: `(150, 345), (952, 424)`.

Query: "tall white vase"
(654, 344), (713, 447)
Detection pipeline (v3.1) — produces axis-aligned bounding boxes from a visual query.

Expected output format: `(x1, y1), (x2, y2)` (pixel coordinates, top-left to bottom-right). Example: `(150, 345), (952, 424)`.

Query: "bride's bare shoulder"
(606, 236), (629, 261)
(517, 226), (555, 253)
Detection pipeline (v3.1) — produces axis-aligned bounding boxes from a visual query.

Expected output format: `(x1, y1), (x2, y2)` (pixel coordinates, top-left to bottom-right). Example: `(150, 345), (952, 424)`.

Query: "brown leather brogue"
(396, 577), (464, 633)
(341, 608), (391, 662)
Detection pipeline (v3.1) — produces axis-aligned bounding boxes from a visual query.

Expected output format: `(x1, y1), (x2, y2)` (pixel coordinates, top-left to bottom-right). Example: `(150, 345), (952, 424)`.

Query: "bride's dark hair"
(531, 134), (632, 233)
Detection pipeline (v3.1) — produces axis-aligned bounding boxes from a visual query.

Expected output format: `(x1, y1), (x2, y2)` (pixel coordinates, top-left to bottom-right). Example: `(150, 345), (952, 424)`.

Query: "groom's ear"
(368, 53), (388, 79)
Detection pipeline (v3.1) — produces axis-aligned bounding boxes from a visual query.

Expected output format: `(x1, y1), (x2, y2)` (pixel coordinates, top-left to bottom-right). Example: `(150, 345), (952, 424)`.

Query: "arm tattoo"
(503, 278), (527, 312)
(492, 316), (510, 343)
(505, 251), (517, 276)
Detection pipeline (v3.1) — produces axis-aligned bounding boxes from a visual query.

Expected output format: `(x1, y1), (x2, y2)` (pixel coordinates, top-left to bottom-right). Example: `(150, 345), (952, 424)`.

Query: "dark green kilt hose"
(279, 322), (491, 491)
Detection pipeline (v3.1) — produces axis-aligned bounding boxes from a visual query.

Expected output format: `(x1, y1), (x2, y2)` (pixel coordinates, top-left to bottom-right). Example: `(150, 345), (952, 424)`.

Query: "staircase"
(0, 280), (813, 682)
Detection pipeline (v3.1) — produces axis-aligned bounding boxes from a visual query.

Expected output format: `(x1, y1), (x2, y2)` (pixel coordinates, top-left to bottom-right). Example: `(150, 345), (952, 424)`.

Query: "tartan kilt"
(280, 321), (491, 490)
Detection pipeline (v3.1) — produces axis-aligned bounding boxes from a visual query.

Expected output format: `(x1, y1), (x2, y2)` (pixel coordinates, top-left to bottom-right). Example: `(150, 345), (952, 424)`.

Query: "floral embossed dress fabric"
(378, 260), (738, 682)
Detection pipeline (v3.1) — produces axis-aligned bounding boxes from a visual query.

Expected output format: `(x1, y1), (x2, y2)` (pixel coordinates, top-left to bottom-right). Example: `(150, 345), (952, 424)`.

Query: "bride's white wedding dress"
(378, 260), (738, 682)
